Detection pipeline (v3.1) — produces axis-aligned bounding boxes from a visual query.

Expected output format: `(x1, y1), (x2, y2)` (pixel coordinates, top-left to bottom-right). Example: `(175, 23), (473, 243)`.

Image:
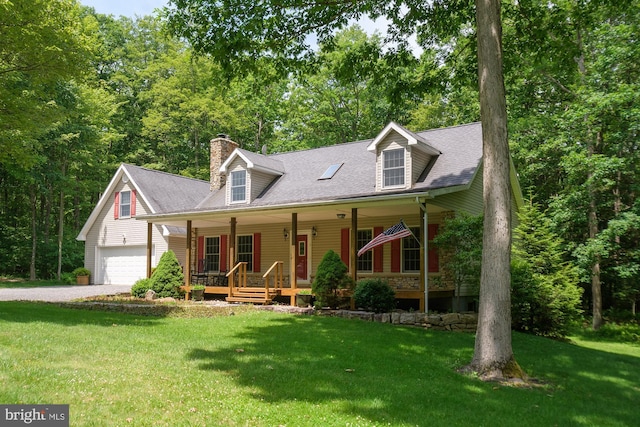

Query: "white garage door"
(99, 246), (148, 285)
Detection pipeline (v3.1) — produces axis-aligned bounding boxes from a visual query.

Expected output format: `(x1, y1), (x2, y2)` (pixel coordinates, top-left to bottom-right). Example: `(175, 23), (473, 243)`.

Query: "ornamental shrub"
(312, 249), (352, 308)
(354, 279), (396, 313)
(131, 278), (153, 298)
(150, 250), (184, 298)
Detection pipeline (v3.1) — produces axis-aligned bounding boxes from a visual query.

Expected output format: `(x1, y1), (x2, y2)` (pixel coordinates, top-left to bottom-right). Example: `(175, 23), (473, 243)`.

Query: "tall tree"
(504, 0), (640, 329)
(164, 0), (523, 379)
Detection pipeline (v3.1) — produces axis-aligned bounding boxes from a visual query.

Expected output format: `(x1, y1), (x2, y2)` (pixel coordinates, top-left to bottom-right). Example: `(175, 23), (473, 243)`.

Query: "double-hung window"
(119, 191), (131, 218)
(382, 148), (405, 188)
(402, 227), (421, 272)
(205, 237), (220, 272)
(237, 235), (253, 271)
(357, 229), (373, 272)
(230, 170), (247, 202)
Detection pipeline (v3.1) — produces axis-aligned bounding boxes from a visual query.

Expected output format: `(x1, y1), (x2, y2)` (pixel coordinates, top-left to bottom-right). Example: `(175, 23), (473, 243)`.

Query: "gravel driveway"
(0, 284), (132, 302)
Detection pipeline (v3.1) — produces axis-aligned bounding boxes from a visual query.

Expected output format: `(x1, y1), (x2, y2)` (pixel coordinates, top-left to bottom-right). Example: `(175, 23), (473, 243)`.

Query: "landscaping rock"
(145, 289), (156, 300)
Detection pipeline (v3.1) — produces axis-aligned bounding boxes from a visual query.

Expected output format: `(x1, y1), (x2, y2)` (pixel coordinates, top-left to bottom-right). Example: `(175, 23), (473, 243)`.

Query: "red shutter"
(114, 192), (119, 219)
(340, 228), (350, 266)
(391, 239), (401, 272)
(253, 233), (261, 273)
(373, 226), (383, 272)
(197, 236), (204, 272)
(131, 190), (137, 217)
(428, 224), (440, 272)
(220, 235), (228, 272)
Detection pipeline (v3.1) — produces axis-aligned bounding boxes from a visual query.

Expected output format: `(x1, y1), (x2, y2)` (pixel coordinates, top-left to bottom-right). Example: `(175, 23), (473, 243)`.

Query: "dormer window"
(383, 148), (405, 187)
(230, 170), (247, 202)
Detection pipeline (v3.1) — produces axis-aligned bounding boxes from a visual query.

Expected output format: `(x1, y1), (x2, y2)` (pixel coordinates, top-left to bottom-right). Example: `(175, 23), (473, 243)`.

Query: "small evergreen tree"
(512, 201), (583, 338)
(150, 250), (184, 298)
(312, 249), (352, 308)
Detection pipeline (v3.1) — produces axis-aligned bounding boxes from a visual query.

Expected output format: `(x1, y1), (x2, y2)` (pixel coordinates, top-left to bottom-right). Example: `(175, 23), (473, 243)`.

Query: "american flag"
(357, 221), (414, 257)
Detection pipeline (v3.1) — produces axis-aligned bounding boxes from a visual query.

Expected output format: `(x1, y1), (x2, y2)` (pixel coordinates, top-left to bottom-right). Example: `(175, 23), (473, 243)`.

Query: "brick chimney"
(210, 134), (238, 191)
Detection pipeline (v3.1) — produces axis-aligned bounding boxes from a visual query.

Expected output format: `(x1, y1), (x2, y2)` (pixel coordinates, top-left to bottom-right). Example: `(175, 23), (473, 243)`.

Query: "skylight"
(319, 163), (343, 180)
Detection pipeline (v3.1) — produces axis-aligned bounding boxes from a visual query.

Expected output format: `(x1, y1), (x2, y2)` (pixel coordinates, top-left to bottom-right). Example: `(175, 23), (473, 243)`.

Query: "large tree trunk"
(465, 0), (523, 380)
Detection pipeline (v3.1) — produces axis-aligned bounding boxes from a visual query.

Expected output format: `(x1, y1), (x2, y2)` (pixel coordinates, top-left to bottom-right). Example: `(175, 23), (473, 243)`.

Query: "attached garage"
(97, 246), (151, 285)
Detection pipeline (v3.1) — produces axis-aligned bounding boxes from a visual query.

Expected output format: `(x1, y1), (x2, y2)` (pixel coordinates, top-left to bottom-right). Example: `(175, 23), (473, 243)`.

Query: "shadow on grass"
(0, 301), (162, 327)
(187, 314), (640, 426)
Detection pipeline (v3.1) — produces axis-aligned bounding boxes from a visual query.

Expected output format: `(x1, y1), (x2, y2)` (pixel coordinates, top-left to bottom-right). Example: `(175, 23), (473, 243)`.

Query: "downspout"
(416, 197), (430, 313)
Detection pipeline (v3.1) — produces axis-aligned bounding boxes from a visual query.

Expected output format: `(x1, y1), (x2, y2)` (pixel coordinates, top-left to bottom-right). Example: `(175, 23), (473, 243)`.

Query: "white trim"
(367, 122), (441, 155)
(76, 164), (156, 241)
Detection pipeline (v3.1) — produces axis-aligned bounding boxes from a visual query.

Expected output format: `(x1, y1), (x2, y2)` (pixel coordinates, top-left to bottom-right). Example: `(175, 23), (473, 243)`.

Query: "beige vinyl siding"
(168, 236), (186, 267)
(250, 169), (275, 201)
(430, 164), (483, 216)
(83, 180), (167, 280)
(410, 146), (432, 184)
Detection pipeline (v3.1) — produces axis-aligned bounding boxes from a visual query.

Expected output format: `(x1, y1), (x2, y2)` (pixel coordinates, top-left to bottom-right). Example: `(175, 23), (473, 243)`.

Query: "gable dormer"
(368, 122), (441, 191)
(220, 149), (285, 205)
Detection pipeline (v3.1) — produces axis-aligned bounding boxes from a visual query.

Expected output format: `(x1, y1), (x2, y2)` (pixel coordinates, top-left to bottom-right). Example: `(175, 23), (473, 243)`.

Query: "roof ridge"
(121, 163), (209, 183)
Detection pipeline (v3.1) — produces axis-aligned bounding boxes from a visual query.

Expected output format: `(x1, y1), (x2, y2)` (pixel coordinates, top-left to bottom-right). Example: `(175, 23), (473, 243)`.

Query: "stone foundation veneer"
(317, 310), (478, 332)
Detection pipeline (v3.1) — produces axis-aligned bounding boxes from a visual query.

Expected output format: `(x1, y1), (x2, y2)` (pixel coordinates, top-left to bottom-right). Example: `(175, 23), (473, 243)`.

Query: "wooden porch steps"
(226, 287), (280, 305)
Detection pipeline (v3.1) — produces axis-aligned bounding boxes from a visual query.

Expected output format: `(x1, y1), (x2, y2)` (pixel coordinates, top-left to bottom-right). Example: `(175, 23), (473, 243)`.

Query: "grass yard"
(0, 278), (68, 288)
(0, 302), (638, 426)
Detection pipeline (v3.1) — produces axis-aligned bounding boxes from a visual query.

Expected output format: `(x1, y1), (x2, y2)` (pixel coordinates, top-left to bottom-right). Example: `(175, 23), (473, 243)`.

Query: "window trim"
(204, 236), (221, 272)
(119, 190), (131, 219)
(230, 170), (247, 203)
(382, 148), (406, 188)
(402, 226), (421, 273)
(236, 234), (254, 272)
(356, 228), (373, 273)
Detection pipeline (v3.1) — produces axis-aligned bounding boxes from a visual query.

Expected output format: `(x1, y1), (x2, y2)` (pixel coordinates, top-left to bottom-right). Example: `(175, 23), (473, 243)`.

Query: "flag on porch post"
(357, 220), (414, 257)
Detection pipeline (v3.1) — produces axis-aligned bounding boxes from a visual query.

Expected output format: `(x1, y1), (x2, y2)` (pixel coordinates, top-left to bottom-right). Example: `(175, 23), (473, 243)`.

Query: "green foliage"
(61, 273), (75, 285)
(511, 202), (583, 338)
(150, 250), (184, 298)
(353, 279), (396, 313)
(72, 267), (91, 277)
(432, 214), (483, 312)
(312, 249), (352, 308)
(131, 278), (153, 298)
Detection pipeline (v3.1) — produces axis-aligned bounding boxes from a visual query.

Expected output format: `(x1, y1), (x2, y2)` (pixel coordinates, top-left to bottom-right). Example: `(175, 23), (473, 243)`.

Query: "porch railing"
(263, 261), (284, 294)
(227, 262), (247, 297)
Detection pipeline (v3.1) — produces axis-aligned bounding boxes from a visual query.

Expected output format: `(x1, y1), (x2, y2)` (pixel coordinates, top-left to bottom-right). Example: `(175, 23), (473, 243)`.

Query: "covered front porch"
(140, 197), (455, 312)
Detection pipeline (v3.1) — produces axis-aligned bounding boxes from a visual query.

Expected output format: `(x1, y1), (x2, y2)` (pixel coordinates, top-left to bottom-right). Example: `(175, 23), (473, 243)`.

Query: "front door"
(296, 234), (308, 282)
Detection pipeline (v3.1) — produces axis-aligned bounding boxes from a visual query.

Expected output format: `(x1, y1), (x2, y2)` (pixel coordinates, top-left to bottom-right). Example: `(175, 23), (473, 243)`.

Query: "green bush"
(72, 267), (91, 277)
(150, 250), (184, 299)
(354, 279), (396, 313)
(131, 278), (153, 298)
(61, 272), (75, 285)
(312, 249), (352, 308)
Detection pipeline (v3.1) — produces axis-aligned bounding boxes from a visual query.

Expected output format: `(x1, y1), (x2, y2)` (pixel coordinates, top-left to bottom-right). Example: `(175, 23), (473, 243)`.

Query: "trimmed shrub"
(312, 249), (353, 308)
(131, 278), (153, 298)
(150, 250), (184, 298)
(354, 279), (396, 313)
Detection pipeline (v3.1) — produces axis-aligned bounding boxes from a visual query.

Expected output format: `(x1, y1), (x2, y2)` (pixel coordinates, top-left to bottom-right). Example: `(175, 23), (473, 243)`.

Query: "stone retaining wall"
(317, 310), (478, 332)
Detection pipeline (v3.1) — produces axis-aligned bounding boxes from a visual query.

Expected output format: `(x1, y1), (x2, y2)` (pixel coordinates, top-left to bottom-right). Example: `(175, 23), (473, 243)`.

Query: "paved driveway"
(0, 284), (132, 302)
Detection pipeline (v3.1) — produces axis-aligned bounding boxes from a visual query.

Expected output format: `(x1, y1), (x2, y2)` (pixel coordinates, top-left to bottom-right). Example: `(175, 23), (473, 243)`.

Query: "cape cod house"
(78, 122), (524, 312)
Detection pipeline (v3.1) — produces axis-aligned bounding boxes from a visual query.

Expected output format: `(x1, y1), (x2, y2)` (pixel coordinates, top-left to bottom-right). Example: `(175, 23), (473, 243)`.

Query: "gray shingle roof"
(123, 164), (211, 213)
(196, 122), (482, 211)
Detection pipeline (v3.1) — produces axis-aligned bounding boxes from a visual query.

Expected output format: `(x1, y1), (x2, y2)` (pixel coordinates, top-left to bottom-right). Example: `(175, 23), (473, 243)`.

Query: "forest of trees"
(1, 0), (638, 325)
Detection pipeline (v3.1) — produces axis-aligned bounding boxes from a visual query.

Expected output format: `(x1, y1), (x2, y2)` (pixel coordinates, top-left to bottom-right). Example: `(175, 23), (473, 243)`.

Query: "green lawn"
(0, 302), (638, 426)
(0, 278), (68, 288)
